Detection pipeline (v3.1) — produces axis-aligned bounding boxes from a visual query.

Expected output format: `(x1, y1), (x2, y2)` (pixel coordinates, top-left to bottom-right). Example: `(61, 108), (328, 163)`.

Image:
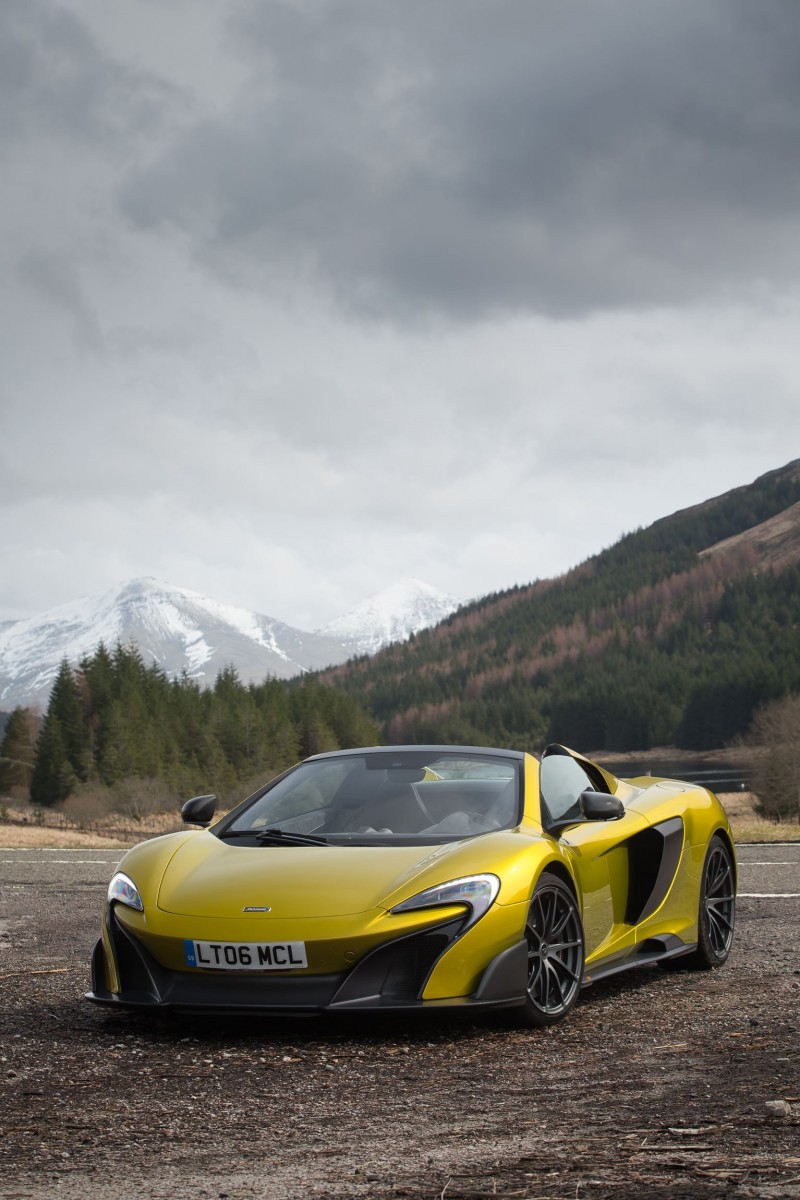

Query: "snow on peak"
(0, 578), (338, 708)
(319, 577), (460, 653)
(0, 575), (461, 709)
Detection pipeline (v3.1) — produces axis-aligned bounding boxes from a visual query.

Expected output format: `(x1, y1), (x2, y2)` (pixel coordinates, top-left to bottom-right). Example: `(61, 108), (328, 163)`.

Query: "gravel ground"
(1, 863), (799, 1199)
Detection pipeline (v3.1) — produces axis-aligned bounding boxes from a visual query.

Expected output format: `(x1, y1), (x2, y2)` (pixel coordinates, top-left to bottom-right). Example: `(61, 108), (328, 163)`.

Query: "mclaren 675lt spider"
(87, 744), (736, 1026)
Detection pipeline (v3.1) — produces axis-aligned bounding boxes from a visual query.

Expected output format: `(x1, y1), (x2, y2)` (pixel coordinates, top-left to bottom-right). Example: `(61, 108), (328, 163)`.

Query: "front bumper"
(86, 907), (529, 1014)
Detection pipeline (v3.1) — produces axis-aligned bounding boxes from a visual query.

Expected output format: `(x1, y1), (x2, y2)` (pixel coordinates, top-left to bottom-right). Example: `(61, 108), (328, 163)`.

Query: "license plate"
(184, 940), (307, 971)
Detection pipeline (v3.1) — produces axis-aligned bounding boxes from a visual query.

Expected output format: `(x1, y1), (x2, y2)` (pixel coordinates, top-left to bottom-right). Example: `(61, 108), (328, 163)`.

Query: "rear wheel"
(664, 834), (736, 970)
(692, 834), (736, 967)
(519, 872), (584, 1027)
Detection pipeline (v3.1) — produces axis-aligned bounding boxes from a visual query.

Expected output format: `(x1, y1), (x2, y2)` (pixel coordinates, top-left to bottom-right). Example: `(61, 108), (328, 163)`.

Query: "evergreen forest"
(0, 644), (379, 808)
(321, 461), (800, 752)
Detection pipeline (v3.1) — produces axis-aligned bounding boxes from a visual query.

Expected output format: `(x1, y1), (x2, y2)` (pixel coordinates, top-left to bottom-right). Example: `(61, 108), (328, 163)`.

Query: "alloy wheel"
(704, 841), (735, 959)
(525, 879), (584, 1018)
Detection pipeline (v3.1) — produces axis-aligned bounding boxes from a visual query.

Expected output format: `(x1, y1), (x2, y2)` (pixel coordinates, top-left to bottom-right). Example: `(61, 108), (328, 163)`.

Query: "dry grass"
(0, 825), (135, 849)
(0, 804), (184, 849)
(720, 790), (800, 842)
(730, 822), (799, 842)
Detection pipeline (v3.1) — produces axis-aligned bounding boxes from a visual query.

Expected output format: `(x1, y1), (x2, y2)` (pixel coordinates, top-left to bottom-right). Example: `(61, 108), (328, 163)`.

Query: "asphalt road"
(1, 842), (799, 1200)
(0, 847), (125, 886)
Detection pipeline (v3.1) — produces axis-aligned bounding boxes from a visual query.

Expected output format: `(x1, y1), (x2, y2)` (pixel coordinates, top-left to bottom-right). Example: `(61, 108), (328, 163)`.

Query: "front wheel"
(519, 872), (584, 1027)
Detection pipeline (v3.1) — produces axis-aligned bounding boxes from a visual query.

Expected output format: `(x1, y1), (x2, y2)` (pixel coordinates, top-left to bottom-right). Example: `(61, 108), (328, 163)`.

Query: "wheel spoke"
(545, 958), (568, 1007)
(548, 954), (580, 982)
(707, 918), (732, 945)
(707, 904), (734, 951)
(708, 856), (728, 893)
(550, 906), (572, 938)
(706, 903), (733, 931)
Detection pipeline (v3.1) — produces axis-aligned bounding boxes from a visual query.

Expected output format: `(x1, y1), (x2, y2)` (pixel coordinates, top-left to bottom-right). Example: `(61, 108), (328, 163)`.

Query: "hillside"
(321, 460), (800, 751)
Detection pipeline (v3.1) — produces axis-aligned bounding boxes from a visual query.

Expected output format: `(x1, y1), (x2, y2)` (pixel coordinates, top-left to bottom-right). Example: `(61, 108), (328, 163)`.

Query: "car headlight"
(108, 872), (144, 912)
(390, 874), (500, 931)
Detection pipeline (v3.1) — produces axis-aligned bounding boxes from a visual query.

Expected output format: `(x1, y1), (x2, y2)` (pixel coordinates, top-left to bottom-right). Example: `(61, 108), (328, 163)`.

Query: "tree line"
(0, 643), (380, 808)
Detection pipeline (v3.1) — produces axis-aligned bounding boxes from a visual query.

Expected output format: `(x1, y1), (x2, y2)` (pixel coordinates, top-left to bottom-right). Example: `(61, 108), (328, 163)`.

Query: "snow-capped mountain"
(0, 578), (352, 710)
(0, 576), (460, 710)
(318, 577), (460, 655)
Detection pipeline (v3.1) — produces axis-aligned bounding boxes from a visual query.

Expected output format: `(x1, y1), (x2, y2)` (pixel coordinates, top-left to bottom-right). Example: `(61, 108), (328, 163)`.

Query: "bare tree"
(747, 695), (800, 822)
(112, 777), (175, 823)
(61, 785), (115, 830)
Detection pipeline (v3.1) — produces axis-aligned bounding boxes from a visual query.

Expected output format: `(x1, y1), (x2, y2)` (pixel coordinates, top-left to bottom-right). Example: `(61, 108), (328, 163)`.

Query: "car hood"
(156, 832), (481, 918)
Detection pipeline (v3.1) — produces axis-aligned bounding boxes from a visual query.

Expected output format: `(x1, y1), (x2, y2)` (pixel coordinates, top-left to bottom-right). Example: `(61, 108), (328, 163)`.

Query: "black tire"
(518, 872), (584, 1027)
(692, 834), (736, 967)
(664, 834), (736, 970)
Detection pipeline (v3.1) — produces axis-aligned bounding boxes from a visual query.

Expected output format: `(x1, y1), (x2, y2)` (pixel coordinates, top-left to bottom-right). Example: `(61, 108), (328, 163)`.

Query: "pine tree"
(78, 642), (115, 766)
(47, 660), (90, 781)
(30, 715), (75, 806)
(0, 707), (40, 797)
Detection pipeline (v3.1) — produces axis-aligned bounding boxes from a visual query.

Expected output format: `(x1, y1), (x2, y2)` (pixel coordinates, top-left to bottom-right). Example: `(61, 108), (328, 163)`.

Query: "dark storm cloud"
(118, 0), (800, 320)
(0, 0), (176, 148)
(3, 0), (799, 628)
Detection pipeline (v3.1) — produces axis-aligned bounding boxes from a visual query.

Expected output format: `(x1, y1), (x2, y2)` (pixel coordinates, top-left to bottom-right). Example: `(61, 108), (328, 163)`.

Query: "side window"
(540, 754), (595, 825)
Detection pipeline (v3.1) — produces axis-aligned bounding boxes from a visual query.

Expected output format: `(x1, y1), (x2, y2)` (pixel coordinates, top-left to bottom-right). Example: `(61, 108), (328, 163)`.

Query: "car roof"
(304, 745), (528, 763)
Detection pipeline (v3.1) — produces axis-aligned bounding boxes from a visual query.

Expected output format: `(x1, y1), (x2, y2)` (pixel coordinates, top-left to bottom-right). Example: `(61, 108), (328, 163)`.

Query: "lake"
(601, 759), (750, 793)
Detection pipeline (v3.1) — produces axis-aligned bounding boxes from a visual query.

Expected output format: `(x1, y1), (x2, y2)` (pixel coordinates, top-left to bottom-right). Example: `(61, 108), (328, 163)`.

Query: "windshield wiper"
(255, 827), (328, 846)
(216, 827), (328, 845)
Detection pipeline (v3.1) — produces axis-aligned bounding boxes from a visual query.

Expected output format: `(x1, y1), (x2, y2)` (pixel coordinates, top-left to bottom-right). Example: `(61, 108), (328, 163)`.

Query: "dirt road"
(1, 847), (798, 1199)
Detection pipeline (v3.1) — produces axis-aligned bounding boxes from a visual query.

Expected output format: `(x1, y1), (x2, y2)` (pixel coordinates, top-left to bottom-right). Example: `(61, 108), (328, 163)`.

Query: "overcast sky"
(2, 0), (800, 630)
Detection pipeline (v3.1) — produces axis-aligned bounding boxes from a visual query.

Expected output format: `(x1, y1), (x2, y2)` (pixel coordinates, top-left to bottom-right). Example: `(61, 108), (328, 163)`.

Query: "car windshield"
(219, 750), (521, 845)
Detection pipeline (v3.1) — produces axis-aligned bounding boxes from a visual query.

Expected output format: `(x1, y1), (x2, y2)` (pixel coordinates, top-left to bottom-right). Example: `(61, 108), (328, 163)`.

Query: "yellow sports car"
(87, 744), (736, 1026)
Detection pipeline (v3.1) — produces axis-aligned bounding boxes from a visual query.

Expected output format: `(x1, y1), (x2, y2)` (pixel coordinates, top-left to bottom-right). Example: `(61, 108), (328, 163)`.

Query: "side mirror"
(181, 794), (217, 827)
(580, 789), (624, 821)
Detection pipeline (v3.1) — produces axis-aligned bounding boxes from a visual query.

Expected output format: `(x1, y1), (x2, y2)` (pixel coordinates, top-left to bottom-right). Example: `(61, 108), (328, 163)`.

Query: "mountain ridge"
(0, 576), (459, 710)
(700, 497), (800, 573)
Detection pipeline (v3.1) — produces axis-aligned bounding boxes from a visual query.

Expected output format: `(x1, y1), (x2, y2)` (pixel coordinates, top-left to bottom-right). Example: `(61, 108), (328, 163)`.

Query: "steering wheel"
(462, 810), (500, 830)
